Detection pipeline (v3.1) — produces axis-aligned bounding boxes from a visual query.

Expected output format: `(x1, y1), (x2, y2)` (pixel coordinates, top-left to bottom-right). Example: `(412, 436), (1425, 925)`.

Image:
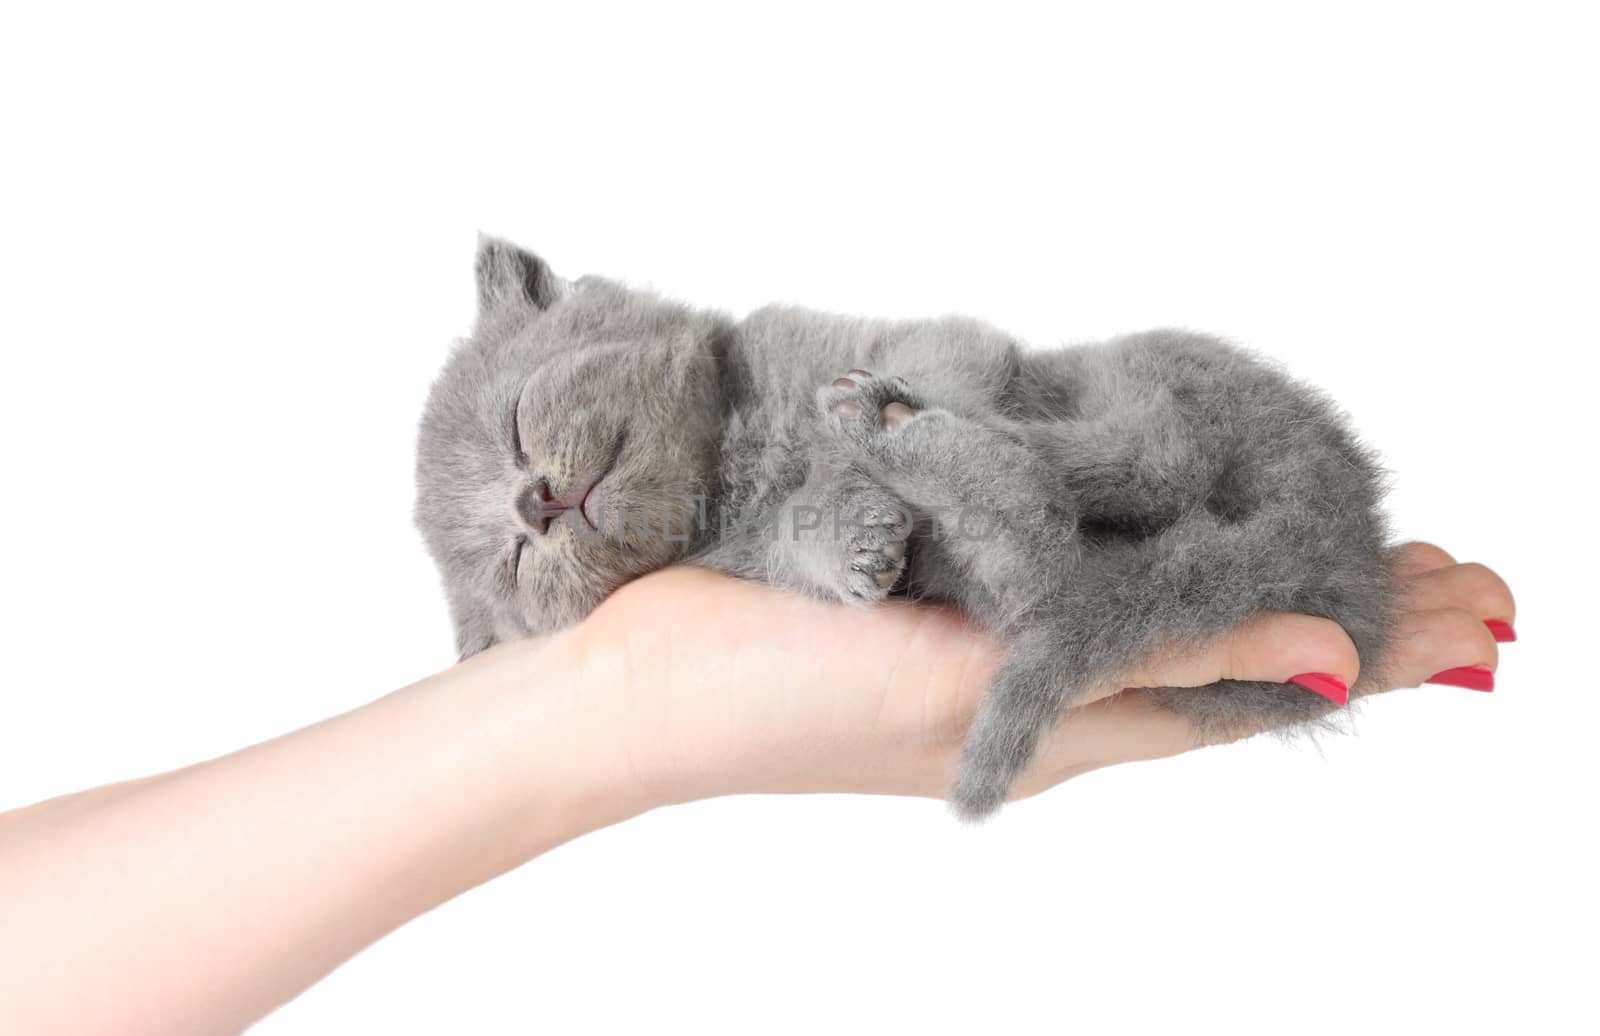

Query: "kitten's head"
(415, 237), (729, 658)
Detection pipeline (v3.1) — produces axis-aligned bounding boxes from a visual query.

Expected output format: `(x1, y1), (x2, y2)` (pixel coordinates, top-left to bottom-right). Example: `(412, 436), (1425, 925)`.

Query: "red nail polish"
(1426, 666), (1495, 692)
(1290, 672), (1349, 705)
(1485, 620), (1517, 643)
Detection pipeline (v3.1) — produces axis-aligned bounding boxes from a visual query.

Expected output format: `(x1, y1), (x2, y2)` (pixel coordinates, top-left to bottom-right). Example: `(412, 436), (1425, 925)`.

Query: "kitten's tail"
(950, 624), (1093, 822)
(949, 533), (1398, 822)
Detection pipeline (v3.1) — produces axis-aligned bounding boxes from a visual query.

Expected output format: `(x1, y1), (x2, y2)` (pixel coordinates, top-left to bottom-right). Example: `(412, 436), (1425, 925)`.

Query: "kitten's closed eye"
(508, 536), (528, 586)
(511, 399), (528, 466)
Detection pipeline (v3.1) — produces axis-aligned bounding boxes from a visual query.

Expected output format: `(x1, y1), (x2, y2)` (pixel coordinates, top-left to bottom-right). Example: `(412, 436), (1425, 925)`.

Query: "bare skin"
(0, 542), (1512, 1035)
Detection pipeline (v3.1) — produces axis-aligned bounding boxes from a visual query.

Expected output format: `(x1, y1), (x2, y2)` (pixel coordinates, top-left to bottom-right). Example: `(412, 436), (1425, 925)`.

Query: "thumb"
(1093, 612), (1362, 707)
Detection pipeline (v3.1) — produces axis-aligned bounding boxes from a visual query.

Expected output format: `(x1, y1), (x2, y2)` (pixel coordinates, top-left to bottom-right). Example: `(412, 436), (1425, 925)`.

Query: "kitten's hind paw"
(836, 498), (911, 602)
(775, 484), (912, 605)
(819, 369), (922, 435)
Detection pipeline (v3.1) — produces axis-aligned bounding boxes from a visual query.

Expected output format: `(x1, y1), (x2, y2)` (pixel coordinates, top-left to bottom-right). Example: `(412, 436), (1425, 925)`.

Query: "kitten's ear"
(474, 234), (568, 318)
(449, 593), (500, 661)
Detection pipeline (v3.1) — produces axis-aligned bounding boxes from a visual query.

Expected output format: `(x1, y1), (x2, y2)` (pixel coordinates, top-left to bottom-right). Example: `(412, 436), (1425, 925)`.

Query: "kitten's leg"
(691, 425), (913, 605)
(821, 368), (1111, 818)
(818, 369), (1078, 617)
(762, 460), (913, 604)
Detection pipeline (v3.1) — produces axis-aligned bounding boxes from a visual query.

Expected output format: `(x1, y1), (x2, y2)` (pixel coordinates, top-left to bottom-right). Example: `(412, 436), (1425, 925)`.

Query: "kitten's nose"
(517, 479), (567, 535)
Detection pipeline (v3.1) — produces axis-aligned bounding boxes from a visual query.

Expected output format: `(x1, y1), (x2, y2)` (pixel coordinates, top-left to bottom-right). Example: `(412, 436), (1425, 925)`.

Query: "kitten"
(415, 236), (1395, 819)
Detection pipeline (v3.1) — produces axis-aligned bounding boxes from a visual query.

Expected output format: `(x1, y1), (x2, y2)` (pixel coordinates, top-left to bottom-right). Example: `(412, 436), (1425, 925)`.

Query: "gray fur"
(415, 237), (1395, 819)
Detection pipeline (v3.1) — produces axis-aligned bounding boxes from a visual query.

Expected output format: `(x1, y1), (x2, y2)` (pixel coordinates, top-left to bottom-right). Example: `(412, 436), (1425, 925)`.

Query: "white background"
(2, 3), (1595, 1033)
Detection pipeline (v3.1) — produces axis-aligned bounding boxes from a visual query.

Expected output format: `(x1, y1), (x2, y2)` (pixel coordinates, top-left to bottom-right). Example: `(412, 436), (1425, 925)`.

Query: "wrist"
(443, 632), (665, 854)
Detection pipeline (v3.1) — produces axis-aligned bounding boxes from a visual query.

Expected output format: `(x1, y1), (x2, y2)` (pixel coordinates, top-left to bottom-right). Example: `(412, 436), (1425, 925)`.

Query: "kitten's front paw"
(819, 369), (923, 438)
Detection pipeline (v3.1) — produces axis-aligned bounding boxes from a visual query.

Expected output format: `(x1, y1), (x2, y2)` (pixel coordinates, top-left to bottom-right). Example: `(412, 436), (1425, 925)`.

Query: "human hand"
(564, 541), (1514, 811)
(0, 542), (1513, 1033)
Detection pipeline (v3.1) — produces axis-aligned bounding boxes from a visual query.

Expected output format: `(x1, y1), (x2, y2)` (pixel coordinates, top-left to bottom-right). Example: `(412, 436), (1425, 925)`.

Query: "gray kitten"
(415, 237), (1395, 819)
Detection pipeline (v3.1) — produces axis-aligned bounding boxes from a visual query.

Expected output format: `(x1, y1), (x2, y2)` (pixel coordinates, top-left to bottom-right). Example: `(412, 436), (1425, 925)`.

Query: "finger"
(1403, 561), (1517, 634)
(1099, 611), (1361, 707)
(1381, 606), (1500, 692)
(1390, 541), (1457, 579)
(1048, 603), (1504, 789)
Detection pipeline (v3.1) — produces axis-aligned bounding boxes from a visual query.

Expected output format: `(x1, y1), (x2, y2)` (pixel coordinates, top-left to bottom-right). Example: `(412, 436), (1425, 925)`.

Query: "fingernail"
(1485, 620), (1517, 643)
(1426, 666), (1495, 692)
(1290, 672), (1349, 705)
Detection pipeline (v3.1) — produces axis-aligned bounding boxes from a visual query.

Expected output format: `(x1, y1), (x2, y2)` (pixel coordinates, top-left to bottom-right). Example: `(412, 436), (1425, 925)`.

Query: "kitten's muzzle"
(516, 475), (604, 535)
(516, 479), (569, 535)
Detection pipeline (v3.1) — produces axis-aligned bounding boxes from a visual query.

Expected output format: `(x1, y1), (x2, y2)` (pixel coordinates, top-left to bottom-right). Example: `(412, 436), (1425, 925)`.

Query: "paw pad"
(880, 401), (916, 430)
(825, 369), (920, 431)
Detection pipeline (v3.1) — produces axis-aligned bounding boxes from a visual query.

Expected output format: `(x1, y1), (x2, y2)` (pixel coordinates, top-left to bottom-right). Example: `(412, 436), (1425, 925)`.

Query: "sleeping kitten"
(415, 236), (1395, 819)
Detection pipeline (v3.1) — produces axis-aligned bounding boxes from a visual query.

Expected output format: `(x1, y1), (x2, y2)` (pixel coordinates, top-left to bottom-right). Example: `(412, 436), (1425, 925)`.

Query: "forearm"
(0, 632), (644, 1035)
